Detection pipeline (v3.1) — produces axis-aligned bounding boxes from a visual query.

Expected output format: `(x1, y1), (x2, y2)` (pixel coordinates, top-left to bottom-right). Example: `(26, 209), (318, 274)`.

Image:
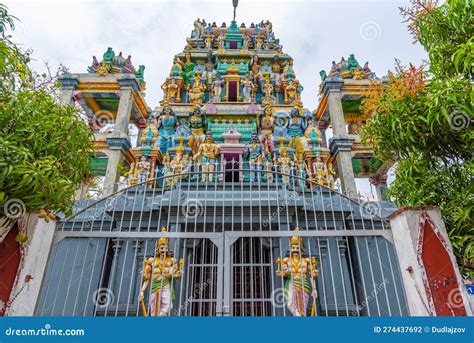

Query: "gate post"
(5, 214), (56, 316)
(388, 206), (472, 316)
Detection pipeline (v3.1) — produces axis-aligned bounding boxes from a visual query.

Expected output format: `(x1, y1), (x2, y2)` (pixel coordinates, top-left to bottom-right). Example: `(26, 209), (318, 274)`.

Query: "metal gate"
(35, 166), (408, 316)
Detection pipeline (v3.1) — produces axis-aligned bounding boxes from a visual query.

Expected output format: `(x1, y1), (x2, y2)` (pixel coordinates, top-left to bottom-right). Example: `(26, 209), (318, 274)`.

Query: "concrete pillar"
(60, 88), (75, 106)
(112, 88), (133, 138)
(102, 148), (122, 197)
(327, 89), (357, 199)
(388, 206), (472, 316)
(6, 215), (56, 316)
(58, 75), (79, 106)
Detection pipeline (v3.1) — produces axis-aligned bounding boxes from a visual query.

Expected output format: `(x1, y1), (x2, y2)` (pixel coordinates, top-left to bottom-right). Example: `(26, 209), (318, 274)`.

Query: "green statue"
(103, 47), (115, 67)
(347, 54), (361, 72)
(136, 65), (145, 84)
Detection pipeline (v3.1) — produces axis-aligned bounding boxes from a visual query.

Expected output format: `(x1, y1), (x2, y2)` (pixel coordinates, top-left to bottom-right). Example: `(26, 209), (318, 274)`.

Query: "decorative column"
(324, 80), (357, 199)
(388, 206), (472, 316)
(369, 174), (388, 201)
(103, 138), (132, 196)
(5, 215), (56, 316)
(58, 75), (79, 106)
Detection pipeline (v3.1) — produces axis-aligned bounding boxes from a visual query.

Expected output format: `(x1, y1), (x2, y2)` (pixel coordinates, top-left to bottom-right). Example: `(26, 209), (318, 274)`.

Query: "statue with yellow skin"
(139, 227), (183, 316)
(193, 131), (220, 182)
(276, 227), (318, 316)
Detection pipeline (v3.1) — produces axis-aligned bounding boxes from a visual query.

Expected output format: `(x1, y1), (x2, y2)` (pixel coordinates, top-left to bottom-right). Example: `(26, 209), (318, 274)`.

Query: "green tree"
(361, 0), (473, 276)
(0, 4), (93, 224)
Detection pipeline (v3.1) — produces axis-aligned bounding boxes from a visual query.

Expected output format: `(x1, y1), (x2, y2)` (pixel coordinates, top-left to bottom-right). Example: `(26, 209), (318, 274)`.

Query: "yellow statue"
(162, 77), (179, 102)
(188, 71), (205, 105)
(276, 227), (318, 316)
(326, 162), (336, 189)
(193, 132), (220, 182)
(139, 227), (183, 316)
(97, 61), (109, 76)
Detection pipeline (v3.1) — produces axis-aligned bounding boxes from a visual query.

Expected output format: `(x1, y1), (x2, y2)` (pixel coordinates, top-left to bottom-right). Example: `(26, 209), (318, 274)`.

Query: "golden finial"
(158, 227), (169, 247)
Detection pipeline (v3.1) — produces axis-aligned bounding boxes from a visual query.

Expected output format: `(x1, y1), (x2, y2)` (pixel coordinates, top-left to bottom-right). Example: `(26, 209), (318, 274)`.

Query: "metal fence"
(35, 165), (408, 316)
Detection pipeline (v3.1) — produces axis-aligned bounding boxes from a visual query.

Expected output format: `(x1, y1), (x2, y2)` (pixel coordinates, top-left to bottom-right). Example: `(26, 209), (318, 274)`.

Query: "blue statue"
(287, 107), (306, 137)
(157, 105), (178, 154)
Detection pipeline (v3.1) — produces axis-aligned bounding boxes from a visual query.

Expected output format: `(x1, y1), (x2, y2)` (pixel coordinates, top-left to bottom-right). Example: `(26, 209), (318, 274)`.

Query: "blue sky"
(6, 0), (428, 198)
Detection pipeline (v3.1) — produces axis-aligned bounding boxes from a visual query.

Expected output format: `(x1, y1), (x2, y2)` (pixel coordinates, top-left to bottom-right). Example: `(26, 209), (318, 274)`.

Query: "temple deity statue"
(161, 78), (179, 103)
(242, 33), (250, 52)
(122, 55), (134, 73)
(203, 63), (217, 89)
(170, 56), (183, 77)
(157, 105), (178, 154)
(191, 19), (203, 39)
(188, 71), (205, 105)
(88, 56), (99, 73)
(259, 105), (275, 154)
(217, 32), (226, 52)
(241, 74), (255, 102)
(271, 55), (282, 91)
(136, 156), (151, 184)
(304, 117), (323, 151)
(140, 114), (159, 147)
(276, 149), (293, 185)
(362, 61), (375, 78)
(103, 47), (115, 67)
(312, 156), (326, 185)
(286, 79), (297, 104)
(188, 106), (205, 154)
(338, 57), (349, 73)
(283, 59), (295, 81)
(193, 131), (220, 182)
(205, 33), (213, 50)
(255, 33), (263, 50)
(139, 227), (183, 316)
(326, 162), (336, 189)
(295, 158), (307, 189)
(273, 118), (288, 140)
(250, 54), (262, 83)
(246, 132), (265, 182)
(287, 107), (305, 137)
(263, 78), (274, 101)
(276, 227), (318, 316)
(347, 54), (361, 72)
(328, 61), (340, 78)
(211, 75), (224, 102)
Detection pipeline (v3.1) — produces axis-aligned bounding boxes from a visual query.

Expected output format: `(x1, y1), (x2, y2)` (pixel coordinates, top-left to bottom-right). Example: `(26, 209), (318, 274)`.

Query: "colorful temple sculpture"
(29, 10), (469, 319)
(315, 55), (392, 200)
(59, 47), (151, 197)
(122, 18), (337, 192)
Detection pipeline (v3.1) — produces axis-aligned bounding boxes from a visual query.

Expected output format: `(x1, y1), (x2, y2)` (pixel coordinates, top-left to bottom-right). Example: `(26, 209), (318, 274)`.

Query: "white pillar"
(327, 89), (357, 199)
(388, 206), (472, 316)
(113, 88), (133, 138)
(6, 214), (56, 316)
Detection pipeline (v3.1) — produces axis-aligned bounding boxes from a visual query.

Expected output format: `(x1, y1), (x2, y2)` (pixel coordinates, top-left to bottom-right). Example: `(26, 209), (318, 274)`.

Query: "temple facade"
(17, 17), (469, 318)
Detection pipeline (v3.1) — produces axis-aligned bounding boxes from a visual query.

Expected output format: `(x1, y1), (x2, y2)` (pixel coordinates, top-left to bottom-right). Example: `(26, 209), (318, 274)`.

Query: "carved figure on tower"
(241, 74), (255, 102)
(245, 132), (265, 182)
(188, 106), (205, 154)
(157, 105), (178, 154)
(211, 75), (224, 102)
(193, 131), (220, 182)
(276, 227), (318, 316)
(139, 227), (183, 316)
(136, 156), (151, 184)
(188, 71), (205, 105)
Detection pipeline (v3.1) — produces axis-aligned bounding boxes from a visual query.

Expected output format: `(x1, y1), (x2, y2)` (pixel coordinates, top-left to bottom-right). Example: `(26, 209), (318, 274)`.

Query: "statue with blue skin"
(287, 107), (306, 137)
(157, 105), (178, 154)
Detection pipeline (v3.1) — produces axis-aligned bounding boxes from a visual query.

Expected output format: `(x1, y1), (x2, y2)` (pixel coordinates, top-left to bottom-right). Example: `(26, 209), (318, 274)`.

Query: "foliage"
(361, 0), (473, 276)
(0, 5), (93, 218)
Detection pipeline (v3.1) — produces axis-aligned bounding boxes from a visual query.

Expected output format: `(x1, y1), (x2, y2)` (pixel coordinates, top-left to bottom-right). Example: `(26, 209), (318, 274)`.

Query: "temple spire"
(232, 0), (239, 21)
